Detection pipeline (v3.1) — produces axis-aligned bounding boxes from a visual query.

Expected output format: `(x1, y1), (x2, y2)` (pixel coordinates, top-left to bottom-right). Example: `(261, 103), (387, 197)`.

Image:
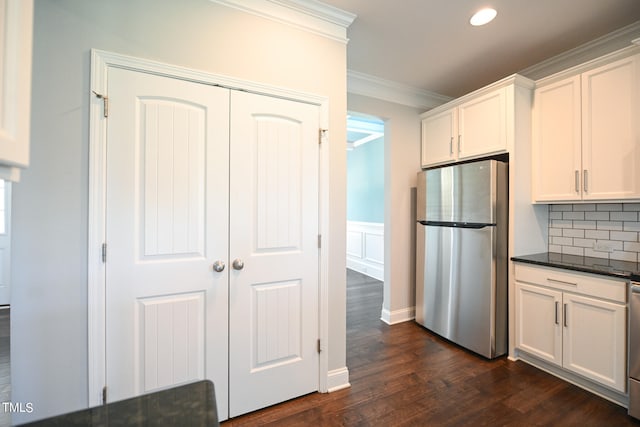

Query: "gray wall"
(12, 0), (348, 422)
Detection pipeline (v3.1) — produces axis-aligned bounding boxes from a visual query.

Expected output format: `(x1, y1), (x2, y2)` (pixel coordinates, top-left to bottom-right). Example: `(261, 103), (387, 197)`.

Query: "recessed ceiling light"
(470, 8), (497, 26)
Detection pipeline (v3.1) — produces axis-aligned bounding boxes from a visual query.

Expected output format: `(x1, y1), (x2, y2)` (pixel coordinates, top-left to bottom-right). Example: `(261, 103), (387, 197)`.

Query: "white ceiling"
(320, 0), (640, 98)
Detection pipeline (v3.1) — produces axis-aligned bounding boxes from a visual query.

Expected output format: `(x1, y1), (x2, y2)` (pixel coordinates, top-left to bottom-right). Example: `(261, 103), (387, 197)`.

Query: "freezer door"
(417, 159), (505, 224)
(415, 223), (506, 358)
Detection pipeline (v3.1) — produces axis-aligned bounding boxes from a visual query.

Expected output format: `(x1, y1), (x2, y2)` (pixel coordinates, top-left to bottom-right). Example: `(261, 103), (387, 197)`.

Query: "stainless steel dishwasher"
(629, 281), (640, 419)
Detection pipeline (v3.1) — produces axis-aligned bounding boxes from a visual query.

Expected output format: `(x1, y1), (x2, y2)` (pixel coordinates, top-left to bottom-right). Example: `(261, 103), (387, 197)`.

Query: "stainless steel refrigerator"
(415, 159), (508, 359)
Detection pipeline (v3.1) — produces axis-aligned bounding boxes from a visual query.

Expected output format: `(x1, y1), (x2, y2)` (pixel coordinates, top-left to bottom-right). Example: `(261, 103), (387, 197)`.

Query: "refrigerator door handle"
(418, 220), (495, 229)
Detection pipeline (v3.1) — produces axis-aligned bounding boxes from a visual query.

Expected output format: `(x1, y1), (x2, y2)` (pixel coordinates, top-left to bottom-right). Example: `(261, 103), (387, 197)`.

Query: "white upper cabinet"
(0, 0), (33, 182)
(420, 75), (530, 169)
(532, 76), (582, 202)
(420, 108), (456, 166)
(457, 88), (506, 160)
(532, 52), (640, 202)
(582, 55), (640, 200)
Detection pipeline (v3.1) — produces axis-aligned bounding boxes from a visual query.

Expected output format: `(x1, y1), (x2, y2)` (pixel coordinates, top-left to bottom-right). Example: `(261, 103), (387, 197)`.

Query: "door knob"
(232, 259), (244, 270)
(212, 260), (225, 272)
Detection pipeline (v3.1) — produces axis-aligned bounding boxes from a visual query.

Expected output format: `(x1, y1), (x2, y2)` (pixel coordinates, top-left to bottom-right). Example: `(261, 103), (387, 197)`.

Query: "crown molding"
(209, 0), (356, 43)
(520, 20), (640, 81)
(347, 70), (452, 110)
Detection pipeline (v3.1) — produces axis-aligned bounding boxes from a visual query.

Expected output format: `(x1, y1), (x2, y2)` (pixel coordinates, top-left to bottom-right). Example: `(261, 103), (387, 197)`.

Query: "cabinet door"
(532, 76), (582, 202)
(582, 54), (640, 200)
(515, 282), (562, 366)
(421, 108), (456, 167)
(457, 87), (506, 160)
(563, 293), (626, 392)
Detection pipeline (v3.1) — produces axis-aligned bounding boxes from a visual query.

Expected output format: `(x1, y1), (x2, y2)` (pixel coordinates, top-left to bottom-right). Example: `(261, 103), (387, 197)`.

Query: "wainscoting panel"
(346, 221), (384, 281)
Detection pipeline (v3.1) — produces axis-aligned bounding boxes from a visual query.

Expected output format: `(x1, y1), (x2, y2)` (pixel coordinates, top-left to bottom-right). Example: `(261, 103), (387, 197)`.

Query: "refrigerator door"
(415, 223), (506, 358)
(417, 159), (501, 224)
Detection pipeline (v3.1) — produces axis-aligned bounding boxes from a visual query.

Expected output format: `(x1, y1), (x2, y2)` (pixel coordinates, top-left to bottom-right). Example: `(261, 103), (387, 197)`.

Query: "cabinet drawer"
(514, 263), (626, 303)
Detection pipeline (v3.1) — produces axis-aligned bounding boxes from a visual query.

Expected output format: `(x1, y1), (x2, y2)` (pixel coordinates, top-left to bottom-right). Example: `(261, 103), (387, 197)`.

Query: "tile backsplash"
(548, 203), (640, 262)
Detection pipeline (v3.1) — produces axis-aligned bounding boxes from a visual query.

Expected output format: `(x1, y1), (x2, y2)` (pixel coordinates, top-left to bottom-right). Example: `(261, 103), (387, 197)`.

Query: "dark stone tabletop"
(19, 380), (219, 427)
(512, 252), (640, 282)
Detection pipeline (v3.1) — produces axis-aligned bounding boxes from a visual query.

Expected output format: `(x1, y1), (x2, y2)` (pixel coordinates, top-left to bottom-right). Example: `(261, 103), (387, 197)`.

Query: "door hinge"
(102, 386), (107, 405)
(319, 128), (327, 145)
(317, 234), (321, 249)
(102, 243), (107, 263)
(317, 339), (321, 353)
(93, 91), (109, 118)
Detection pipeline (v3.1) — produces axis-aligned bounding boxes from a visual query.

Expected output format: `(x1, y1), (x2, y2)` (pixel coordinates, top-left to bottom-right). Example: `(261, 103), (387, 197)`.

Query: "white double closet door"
(104, 67), (320, 420)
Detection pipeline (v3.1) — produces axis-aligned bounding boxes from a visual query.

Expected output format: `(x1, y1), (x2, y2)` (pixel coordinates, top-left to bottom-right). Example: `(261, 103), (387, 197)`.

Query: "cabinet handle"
(563, 303), (568, 327)
(583, 170), (588, 193)
(458, 135), (461, 153)
(575, 170), (579, 193)
(555, 301), (559, 325)
(450, 137), (453, 155)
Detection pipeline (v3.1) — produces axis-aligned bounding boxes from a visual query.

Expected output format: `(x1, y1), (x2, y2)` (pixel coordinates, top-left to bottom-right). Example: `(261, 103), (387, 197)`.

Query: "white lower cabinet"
(515, 263), (627, 393)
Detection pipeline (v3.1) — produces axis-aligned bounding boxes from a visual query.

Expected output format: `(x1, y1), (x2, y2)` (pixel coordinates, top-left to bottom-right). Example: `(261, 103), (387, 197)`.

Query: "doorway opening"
(345, 113), (385, 319)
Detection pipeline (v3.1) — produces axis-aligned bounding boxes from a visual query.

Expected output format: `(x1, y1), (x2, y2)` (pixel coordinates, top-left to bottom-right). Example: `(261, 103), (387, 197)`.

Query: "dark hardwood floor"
(0, 307), (9, 427)
(225, 269), (640, 426)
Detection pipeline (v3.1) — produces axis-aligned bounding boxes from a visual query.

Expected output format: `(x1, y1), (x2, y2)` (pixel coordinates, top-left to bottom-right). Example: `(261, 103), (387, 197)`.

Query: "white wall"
(347, 93), (423, 324)
(12, 0), (347, 422)
(346, 221), (384, 281)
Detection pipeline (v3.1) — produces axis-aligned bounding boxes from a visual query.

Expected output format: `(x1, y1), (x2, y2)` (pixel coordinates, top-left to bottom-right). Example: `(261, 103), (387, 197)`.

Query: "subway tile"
(563, 211), (585, 221)
(610, 231), (638, 242)
(611, 211), (638, 222)
(585, 229), (609, 240)
(573, 238), (596, 248)
(597, 203), (623, 211)
(552, 236), (573, 246)
(551, 219), (573, 229)
(597, 240), (623, 251)
(549, 211), (563, 220)
(551, 204), (573, 212)
(596, 221), (623, 231)
(547, 203), (640, 259)
(549, 228), (563, 237)
(624, 241), (640, 253)
(585, 211), (609, 221)
(563, 229), (584, 238)
(572, 220), (596, 230)
(562, 245), (584, 256)
(573, 204), (596, 212)
(584, 248), (610, 259)
(610, 251), (638, 262)
(624, 222), (640, 232)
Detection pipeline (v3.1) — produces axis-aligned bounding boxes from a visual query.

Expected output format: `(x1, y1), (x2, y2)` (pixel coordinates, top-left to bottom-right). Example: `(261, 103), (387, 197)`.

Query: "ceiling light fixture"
(470, 8), (497, 26)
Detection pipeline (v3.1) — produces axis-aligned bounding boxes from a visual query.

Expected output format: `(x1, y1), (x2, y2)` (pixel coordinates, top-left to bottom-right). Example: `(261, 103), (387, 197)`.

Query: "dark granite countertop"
(512, 252), (640, 282)
(19, 380), (219, 427)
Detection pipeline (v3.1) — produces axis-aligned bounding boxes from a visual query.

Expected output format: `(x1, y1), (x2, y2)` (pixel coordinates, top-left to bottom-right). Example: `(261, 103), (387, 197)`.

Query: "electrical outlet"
(593, 242), (614, 253)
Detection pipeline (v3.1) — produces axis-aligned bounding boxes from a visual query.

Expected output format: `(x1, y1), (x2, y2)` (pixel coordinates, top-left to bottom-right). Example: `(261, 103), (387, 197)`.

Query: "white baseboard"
(346, 258), (383, 281)
(380, 306), (415, 325)
(326, 367), (350, 392)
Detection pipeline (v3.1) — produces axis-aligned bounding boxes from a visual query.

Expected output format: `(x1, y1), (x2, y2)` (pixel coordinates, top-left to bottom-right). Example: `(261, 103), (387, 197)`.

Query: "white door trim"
(88, 49), (331, 406)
